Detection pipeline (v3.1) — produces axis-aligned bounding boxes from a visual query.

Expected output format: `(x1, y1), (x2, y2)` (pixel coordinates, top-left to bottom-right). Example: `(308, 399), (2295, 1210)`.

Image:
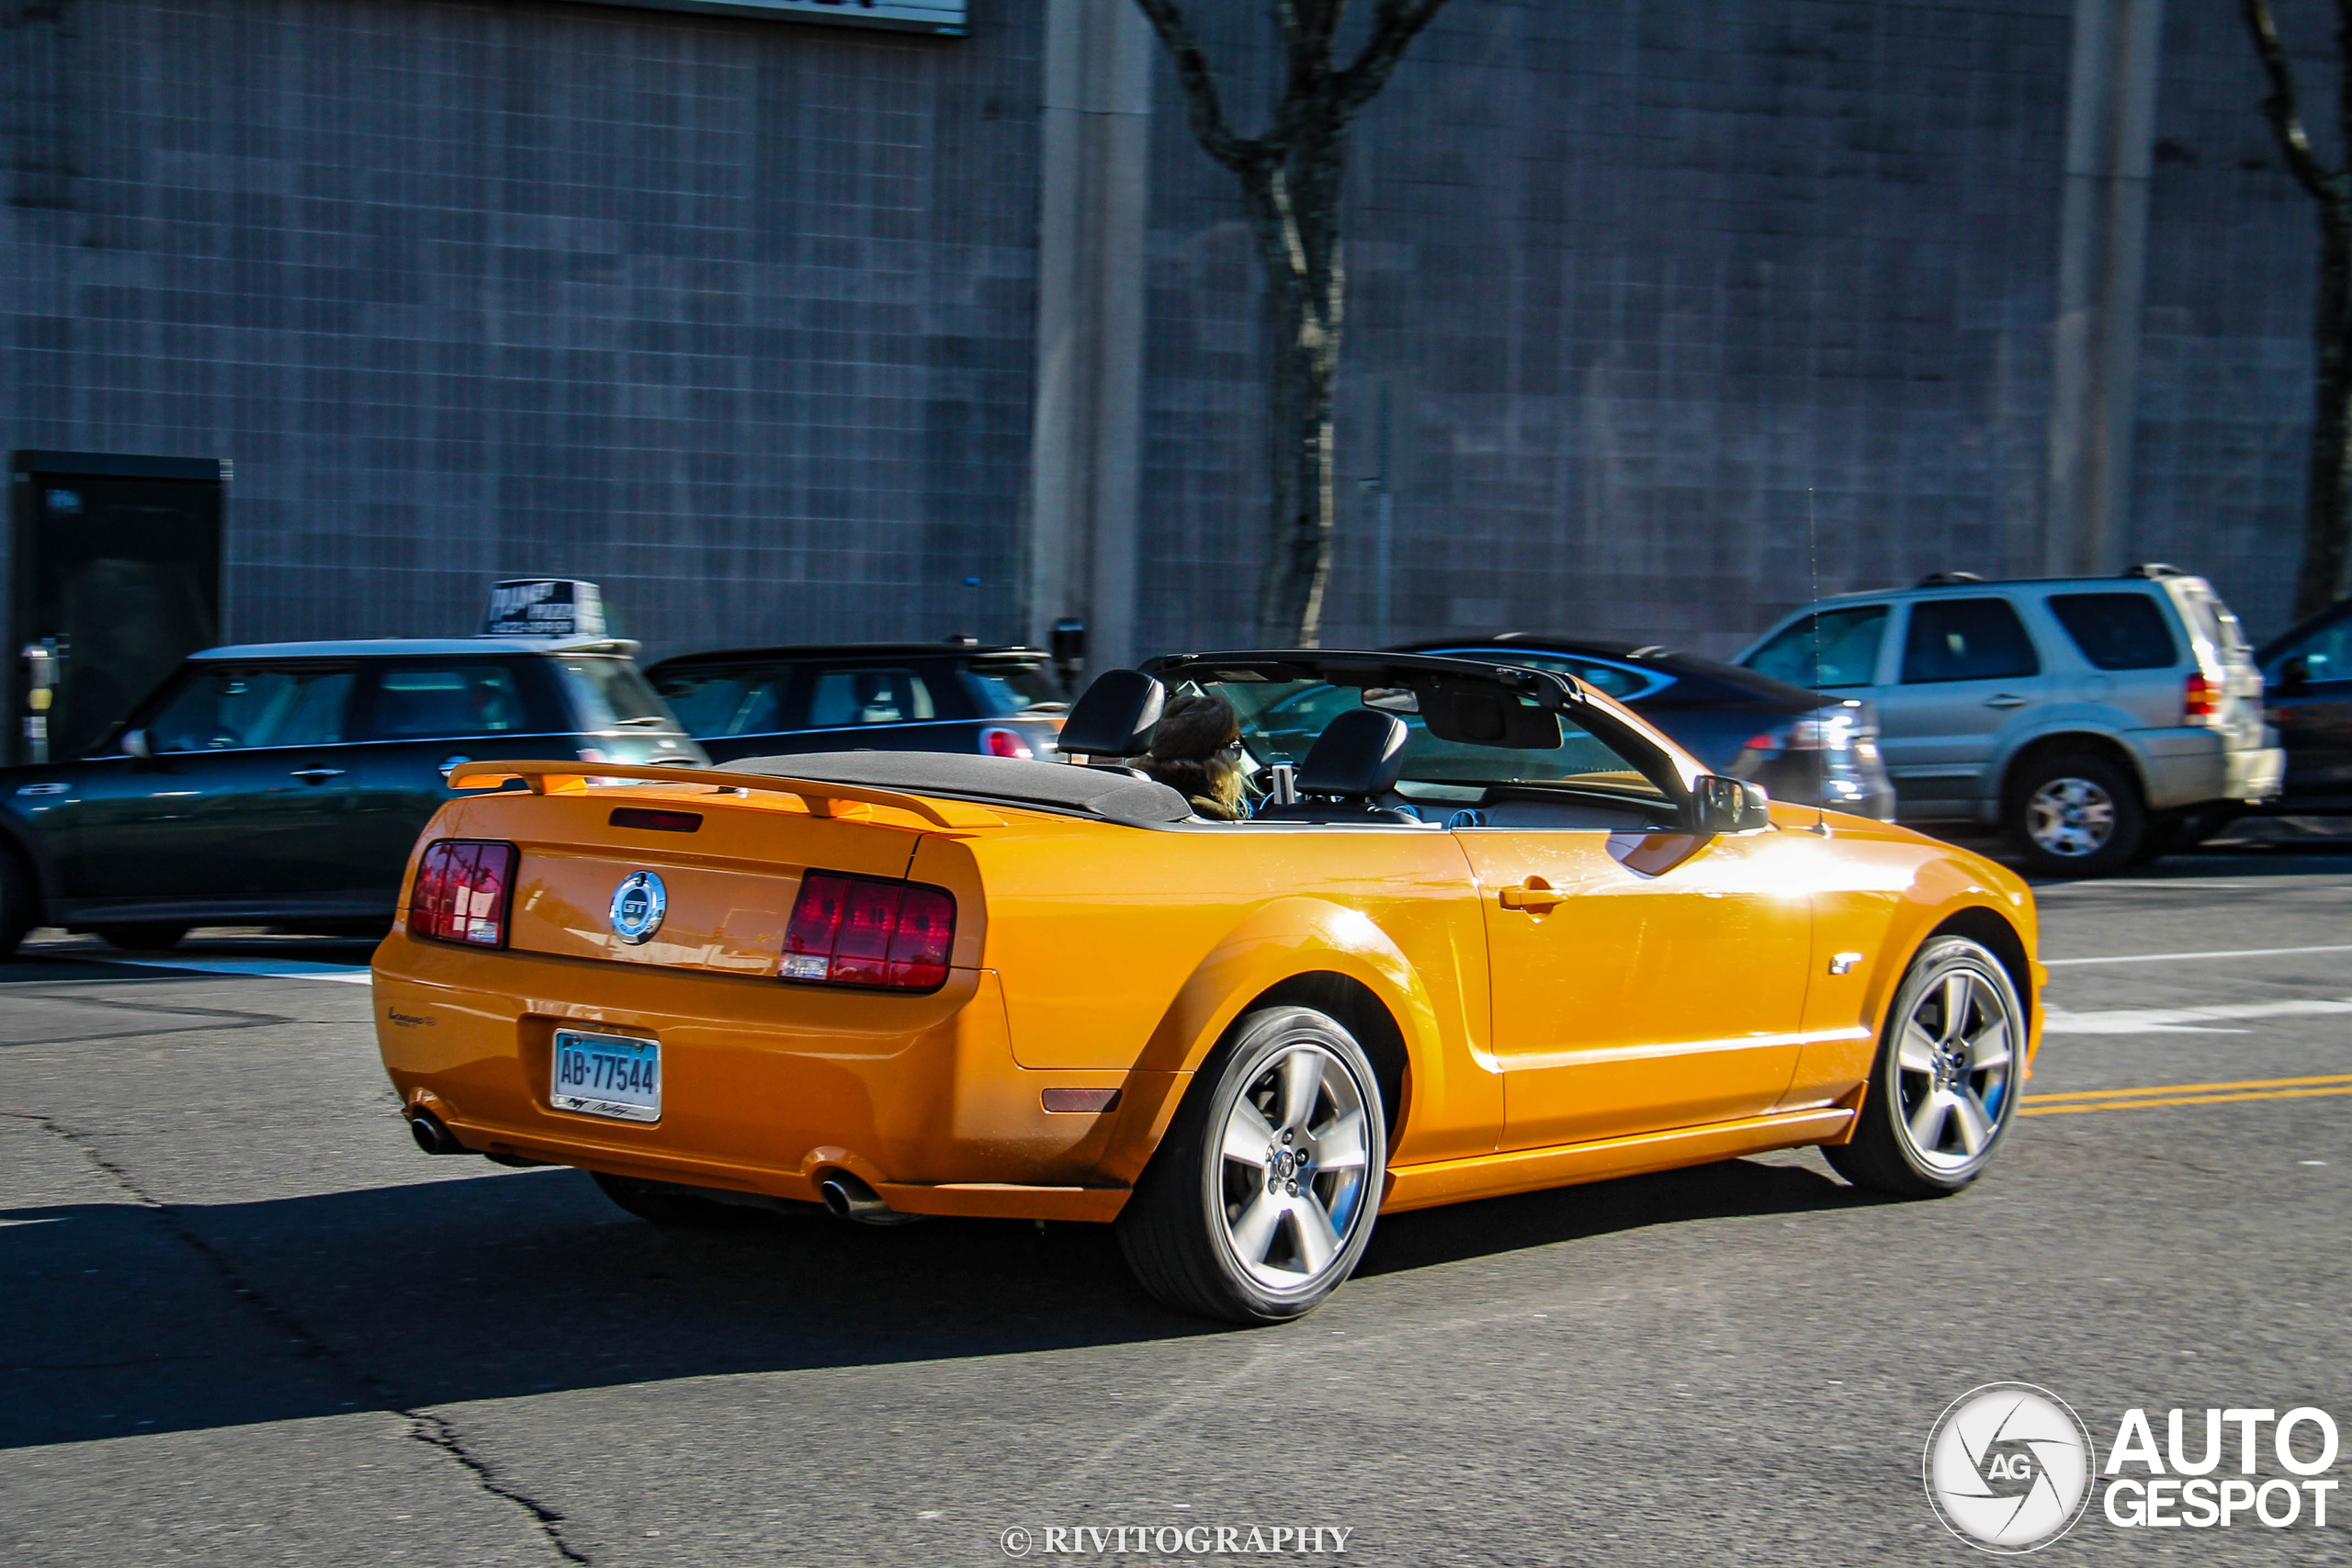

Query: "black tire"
(0, 851), (34, 960)
(2003, 750), (2143, 877)
(1826, 935), (2025, 1199)
(93, 923), (191, 952)
(2129, 811), (2187, 866)
(591, 1170), (773, 1229)
(1116, 1006), (1387, 1325)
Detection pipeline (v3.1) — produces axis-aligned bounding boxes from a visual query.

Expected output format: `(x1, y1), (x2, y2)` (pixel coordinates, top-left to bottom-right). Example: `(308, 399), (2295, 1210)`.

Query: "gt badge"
(608, 871), (667, 944)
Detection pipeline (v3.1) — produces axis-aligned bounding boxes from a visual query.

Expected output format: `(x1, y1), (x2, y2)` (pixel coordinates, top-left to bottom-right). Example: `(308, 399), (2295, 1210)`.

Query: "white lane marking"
(2042, 998), (2352, 1035)
(2045, 943), (2352, 967)
(2036, 881), (2274, 891)
(90, 956), (371, 986)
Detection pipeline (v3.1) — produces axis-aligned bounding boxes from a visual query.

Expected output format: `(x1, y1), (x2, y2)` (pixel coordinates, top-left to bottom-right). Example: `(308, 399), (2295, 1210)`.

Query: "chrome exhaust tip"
(407, 1109), (466, 1156)
(818, 1171), (922, 1226)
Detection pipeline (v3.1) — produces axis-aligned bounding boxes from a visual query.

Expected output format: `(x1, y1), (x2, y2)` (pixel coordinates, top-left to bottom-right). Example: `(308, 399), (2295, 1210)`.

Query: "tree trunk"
(1240, 135), (1347, 647)
(1253, 226), (1343, 648)
(2298, 206), (2352, 620)
(1130, 0), (1454, 647)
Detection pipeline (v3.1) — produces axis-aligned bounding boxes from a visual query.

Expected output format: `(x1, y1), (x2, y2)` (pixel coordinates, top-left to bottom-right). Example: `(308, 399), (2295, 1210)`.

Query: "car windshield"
(1193, 676), (1670, 806)
(558, 658), (679, 731)
(963, 658), (1063, 716)
(652, 669), (787, 738)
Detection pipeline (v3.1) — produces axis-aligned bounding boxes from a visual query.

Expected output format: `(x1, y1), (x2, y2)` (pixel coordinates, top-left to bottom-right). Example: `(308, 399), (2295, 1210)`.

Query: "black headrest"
(1057, 669), (1165, 758)
(1296, 709), (1409, 798)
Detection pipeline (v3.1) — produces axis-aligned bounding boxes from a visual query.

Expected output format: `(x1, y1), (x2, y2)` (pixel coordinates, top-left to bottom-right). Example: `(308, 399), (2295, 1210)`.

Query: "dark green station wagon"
(0, 637), (703, 956)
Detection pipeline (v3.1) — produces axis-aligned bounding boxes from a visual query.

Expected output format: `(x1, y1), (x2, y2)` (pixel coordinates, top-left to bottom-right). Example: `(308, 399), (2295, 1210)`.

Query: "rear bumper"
(2137, 730), (2284, 810)
(372, 935), (1181, 1221)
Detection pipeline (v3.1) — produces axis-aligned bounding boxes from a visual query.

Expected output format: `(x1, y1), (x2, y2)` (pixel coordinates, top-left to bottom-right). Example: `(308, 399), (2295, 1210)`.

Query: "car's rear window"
(1745, 605), (1888, 688)
(807, 666), (936, 728)
(1901, 599), (2041, 683)
(2047, 592), (2177, 671)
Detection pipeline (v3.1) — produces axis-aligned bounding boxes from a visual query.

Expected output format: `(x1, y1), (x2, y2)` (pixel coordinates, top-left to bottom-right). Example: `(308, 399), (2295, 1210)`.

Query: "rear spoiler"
(443, 761), (1002, 829)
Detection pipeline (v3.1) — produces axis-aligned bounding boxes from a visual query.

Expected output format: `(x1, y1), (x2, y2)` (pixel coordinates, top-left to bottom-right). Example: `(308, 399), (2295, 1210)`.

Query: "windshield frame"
(1141, 649), (1696, 811)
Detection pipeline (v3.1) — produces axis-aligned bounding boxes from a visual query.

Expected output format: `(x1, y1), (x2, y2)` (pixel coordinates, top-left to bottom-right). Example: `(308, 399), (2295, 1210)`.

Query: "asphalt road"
(3, 839), (2349, 1566)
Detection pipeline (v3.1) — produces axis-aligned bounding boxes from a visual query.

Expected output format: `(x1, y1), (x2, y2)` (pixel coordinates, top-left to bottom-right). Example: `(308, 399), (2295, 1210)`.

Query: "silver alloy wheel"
(1216, 1041), (1374, 1291)
(1894, 965), (2015, 1173)
(2025, 775), (2116, 857)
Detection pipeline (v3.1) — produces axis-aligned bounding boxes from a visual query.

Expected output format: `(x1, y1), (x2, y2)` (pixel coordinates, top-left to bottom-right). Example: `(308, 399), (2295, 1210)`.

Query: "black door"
(49, 661), (362, 919)
(9, 452), (225, 767)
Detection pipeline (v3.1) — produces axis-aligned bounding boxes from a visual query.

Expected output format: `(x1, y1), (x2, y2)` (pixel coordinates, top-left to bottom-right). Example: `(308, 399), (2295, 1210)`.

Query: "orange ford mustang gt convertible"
(373, 651), (2041, 1323)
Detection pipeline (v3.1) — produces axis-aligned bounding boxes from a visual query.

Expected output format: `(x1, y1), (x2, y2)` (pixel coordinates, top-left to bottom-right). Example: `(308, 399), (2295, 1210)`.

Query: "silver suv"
(1736, 567), (2282, 876)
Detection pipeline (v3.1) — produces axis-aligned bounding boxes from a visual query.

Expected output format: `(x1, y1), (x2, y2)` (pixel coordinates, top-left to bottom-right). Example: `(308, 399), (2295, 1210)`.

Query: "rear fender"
(1094, 897), (1448, 1186)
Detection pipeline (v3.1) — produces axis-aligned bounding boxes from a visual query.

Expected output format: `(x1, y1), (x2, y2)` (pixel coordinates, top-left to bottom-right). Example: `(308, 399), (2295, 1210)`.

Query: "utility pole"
(2045, 0), (2165, 576)
(1025, 0), (1153, 671)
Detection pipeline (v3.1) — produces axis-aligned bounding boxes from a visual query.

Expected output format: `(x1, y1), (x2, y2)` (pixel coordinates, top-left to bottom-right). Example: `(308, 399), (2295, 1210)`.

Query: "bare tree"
(1132, 0), (1455, 646)
(2242, 0), (2352, 618)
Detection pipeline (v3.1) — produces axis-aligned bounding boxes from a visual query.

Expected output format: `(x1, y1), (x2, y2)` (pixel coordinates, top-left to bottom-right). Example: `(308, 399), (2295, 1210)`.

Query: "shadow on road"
(0, 1155), (1869, 1450)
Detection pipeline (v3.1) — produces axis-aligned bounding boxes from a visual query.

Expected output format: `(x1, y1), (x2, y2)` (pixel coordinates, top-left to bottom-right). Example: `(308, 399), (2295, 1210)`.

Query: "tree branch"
(1337, 0), (1452, 114)
(1131, 0), (1269, 173)
(2244, 0), (2346, 207)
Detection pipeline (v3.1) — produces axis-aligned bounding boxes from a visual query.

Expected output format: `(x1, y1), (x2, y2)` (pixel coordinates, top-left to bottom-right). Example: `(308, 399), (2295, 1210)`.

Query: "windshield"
(963, 658), (1064, 717)
(1199, 677), (1670, 806)
(557, 658), (679, 731)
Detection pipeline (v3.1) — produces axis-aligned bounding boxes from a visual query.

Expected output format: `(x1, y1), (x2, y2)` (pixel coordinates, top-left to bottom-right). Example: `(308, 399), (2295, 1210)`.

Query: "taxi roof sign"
(484, 580), (606, 638)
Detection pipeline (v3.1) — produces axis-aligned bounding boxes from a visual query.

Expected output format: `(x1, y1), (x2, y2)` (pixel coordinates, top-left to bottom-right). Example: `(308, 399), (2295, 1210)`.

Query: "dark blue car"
(1394, 634), (1896, 819)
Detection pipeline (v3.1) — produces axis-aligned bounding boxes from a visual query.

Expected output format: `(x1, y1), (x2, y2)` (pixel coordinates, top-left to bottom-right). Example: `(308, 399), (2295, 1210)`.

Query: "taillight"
(980, 727), (1034, 759)
(781, 871), (956, 991)
(409, 840), (516, 947)
(2184, 671), (2220, 722)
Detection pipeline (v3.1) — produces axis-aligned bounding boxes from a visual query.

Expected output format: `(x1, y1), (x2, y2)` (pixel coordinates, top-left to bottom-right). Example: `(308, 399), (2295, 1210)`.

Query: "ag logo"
(608, 871), (667, 945)
(1925, 1382), (2095, 1553)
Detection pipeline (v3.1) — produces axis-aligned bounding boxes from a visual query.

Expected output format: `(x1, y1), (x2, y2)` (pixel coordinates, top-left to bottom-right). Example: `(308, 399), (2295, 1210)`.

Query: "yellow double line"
(2021, 1073), (2352, 1116)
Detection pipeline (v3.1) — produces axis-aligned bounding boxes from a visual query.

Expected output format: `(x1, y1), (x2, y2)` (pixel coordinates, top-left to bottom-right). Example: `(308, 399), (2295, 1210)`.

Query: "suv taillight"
(781, 871), (956, 991)
(409, 840), (517, 947)
(2184, 671), (2220, 722)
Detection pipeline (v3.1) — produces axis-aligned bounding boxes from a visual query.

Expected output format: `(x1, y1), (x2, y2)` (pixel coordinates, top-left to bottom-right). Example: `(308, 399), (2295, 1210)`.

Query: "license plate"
(550, 1030), (661, 1122)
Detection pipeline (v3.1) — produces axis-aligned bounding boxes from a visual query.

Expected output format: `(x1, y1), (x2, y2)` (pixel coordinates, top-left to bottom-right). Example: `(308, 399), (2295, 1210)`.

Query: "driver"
(1141, 693), (1251, 821)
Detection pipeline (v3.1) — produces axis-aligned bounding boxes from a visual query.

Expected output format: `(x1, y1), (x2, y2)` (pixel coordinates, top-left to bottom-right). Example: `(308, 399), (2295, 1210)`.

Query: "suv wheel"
(2005, 750), (2143, 877)
(1826, 935), (2023, 1198)
(1115, 1006), (1386, 1324)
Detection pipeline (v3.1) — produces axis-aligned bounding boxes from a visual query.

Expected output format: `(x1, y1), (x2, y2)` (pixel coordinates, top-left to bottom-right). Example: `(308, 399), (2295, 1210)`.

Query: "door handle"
(289, 767), (347, 784)
(1498, 878), (1565, 912)
(1982, 694), (2028, 709)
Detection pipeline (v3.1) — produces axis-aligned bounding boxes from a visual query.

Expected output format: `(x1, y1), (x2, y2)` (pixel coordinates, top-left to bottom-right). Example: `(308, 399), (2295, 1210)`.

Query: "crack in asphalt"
(7, 1110), (592, 1564)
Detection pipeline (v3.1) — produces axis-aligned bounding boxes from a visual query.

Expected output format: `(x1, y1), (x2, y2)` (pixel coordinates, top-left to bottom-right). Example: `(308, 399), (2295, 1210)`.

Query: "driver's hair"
(1144, 693), (1248, 820)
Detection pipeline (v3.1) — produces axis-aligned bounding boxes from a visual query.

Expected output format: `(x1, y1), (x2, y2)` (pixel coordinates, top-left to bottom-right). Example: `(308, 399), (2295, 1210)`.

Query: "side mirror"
(1693, 773), (1771, 834)
(122, 728), (152, 760)
(2278, 654), (2312, 688)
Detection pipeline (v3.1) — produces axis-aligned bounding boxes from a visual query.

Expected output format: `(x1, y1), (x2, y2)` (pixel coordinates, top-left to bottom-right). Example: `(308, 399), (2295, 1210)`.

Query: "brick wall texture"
(0, 0), (2324, 661)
